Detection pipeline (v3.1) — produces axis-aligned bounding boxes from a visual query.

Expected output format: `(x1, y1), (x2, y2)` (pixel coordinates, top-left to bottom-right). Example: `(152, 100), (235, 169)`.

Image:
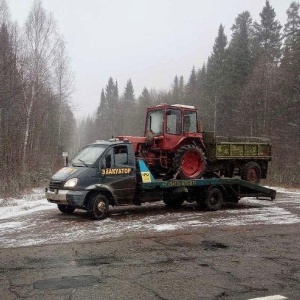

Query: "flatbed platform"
(138, 160), (276, 205)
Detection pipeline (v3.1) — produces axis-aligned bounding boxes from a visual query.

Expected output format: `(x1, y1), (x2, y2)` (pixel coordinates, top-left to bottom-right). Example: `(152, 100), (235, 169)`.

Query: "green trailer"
(203, 132), (272, 184)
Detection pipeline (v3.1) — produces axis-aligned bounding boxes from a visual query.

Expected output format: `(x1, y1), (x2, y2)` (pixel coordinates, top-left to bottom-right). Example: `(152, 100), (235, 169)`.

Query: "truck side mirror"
(62, 152), (68, 166)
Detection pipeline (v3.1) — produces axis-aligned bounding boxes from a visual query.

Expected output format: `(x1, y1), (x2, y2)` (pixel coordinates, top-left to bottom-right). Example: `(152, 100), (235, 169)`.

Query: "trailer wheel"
(57, 205), (75, 214)
(90, 194), (109, 220)
(205, 187), (223, 211)
(173, 145), (206, 179)
(241, 162), (261, 184)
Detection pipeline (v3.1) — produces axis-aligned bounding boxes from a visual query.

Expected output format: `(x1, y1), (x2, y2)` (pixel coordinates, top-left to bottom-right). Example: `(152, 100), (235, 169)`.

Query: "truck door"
(100, 144), (136, 203)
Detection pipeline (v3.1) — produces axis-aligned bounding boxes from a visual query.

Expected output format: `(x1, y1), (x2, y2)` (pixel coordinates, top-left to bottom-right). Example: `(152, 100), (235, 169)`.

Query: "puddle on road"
(24, 256), (121, 269)
(33, 275), (101, 290)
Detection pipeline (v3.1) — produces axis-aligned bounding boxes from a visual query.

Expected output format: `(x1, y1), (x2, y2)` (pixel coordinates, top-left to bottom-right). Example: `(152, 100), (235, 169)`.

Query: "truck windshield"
(71, 144), (107, 166)
(146, 110), (163, 135)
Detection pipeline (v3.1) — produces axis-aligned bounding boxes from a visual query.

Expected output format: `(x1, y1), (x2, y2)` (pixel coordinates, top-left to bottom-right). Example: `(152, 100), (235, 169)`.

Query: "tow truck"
(45, 139), (276, 220)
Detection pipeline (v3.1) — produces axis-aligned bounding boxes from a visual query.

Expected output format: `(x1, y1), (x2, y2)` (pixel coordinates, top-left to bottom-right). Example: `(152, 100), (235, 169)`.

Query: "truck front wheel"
(241, 162), (261, 184)
(173, 145), (206, 179)
(90, 194), (109, 220)
(57, 205), (75, 214)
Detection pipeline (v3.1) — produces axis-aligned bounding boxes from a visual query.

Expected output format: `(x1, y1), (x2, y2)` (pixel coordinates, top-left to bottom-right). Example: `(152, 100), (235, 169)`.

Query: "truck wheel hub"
(97, 201), (105, 212)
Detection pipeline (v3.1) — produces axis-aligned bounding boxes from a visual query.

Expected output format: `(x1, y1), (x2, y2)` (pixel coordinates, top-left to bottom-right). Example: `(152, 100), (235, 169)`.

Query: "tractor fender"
(85, 184), (119, 206)
(174, 137), (205, 152)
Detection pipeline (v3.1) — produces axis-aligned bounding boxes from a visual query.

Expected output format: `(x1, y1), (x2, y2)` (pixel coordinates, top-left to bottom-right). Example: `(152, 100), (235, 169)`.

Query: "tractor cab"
(145, 104), (204, 151)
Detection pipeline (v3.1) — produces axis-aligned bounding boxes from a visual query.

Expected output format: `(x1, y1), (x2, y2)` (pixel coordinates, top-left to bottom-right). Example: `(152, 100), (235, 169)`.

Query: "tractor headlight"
(64, 178), (78, 188)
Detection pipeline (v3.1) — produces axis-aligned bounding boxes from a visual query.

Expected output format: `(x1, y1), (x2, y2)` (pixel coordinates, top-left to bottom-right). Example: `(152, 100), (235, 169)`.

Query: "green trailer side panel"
(213, 143), (271, 159)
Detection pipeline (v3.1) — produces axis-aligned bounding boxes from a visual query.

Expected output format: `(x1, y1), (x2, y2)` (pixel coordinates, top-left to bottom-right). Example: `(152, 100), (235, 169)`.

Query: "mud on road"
(0, 189), (300, 299)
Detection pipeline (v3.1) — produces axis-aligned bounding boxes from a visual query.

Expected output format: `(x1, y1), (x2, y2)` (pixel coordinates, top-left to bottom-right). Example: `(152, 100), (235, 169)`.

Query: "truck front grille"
(49, 180), (65, 190)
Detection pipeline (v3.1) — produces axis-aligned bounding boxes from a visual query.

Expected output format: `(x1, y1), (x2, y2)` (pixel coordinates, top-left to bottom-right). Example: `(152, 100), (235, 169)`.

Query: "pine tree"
(228, 11), (253, 86)
(224, 11), (258, 135)
(205, 24), (229, 134)
(196, 65), (214, 130)
(281, 1), (300, 97)
(250, 0), (282, 136)
(105, 77), (118, 138)
(254, 0), (282, 63)
(172, 75), (180, 103)
(284, 1), (300, 50)
(206, 24), (228, 94)
(178, 76), (185, 101)
(123, 79), (135, 104)
(95, 88), (109, 138)
(136, 87), (152, 135)
(121, 79), (137, 135)
(139, 87), (152, 109)
(0, 22), (24, 193)
(185, 66), (198, 106)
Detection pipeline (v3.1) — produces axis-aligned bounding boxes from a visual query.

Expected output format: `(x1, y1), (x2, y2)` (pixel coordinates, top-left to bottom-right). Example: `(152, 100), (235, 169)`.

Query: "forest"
(0, 0), (299, 197)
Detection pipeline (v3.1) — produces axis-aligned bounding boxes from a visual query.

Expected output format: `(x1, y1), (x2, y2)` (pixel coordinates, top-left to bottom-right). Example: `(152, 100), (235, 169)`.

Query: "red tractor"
(118, 104), (206, 179)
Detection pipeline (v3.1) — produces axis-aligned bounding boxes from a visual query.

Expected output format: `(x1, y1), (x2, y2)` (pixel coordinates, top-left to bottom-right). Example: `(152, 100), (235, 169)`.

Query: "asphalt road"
(0, 189), (300, 300)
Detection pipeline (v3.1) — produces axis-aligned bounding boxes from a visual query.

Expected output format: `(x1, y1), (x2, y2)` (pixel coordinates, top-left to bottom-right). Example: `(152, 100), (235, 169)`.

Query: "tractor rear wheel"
(173, 145), (206, 179)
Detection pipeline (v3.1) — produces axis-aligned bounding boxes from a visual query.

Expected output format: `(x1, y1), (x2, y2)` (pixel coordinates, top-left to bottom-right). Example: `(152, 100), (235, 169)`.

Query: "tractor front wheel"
(173, 145), (206, 179)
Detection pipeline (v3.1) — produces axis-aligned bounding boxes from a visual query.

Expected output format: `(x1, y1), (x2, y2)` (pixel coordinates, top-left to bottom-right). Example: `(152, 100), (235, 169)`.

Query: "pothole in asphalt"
(33, 275), (101, 290)
(201, 240), (229, 250)
(74, 256), (120, 267)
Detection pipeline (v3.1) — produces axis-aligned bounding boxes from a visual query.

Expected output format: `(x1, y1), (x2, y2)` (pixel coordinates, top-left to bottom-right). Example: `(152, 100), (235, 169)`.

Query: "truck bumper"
(45, 188), (88, 208)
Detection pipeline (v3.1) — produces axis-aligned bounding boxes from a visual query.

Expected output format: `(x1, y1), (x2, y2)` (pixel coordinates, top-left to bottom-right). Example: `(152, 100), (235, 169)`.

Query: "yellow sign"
(101, 168), (132, 175)
(141, 172), (151, 183)
(58, 167), (77, 175)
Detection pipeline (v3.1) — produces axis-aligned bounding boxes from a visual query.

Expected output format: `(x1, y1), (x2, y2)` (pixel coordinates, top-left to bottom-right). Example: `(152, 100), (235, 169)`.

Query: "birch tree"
(52, 37), (74, 148)
(19, 0), (58, 169)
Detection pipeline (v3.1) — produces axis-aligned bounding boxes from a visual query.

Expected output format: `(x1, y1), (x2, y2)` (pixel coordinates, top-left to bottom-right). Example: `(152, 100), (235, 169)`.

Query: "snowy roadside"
(0, 186), (299, 221)
(0, 188), (53, 221)
(0, 186), (299, 248)
(0, 186), (300, 221)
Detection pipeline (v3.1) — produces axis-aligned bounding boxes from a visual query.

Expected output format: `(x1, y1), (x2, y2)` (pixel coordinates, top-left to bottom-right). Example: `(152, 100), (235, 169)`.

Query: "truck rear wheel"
(57, 205), (75, 214)
(205, 187), (223, 211)
(173, 145), (206, 179)
(241, 162), (261, 184)
(90, 194), (109, 220)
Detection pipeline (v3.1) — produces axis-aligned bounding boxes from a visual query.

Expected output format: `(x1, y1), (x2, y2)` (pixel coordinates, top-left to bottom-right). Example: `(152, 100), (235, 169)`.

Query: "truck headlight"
(64, 178), (78, 188)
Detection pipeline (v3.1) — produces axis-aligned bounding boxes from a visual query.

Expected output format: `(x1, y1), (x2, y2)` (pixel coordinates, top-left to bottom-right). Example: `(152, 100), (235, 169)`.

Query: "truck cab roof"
(92, 139), (132, 146)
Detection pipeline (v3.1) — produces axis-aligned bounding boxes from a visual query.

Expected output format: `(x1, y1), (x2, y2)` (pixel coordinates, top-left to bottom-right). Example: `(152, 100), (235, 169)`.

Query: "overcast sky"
(8, 0), (290, 118)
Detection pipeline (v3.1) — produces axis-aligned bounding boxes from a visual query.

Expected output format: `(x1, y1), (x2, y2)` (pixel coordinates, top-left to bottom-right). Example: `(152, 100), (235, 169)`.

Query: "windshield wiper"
(76, 159), (88, 167)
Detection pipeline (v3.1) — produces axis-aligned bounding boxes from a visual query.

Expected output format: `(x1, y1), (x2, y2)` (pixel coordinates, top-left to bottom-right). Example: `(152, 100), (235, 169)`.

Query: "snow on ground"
(0, 189), (53, 220)
(0, 187), (299, 248)
(0, 186), (299, 222)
